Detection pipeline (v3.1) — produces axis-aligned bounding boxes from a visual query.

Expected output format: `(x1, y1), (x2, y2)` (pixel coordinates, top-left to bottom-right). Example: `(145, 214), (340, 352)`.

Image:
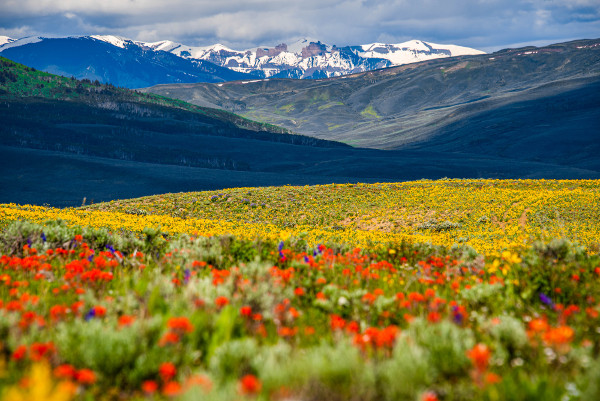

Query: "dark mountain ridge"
(0, 37), (253, 88)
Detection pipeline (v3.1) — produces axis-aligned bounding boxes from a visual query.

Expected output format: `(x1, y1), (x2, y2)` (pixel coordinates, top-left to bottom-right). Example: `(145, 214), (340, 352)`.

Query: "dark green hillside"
(144, 39), (600, 166)
(0, 56), (300, 136)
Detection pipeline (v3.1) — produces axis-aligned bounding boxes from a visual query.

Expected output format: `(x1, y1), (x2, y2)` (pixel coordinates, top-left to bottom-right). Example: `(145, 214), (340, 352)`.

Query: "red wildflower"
(93, 306), (106, 317)
(167, 317), (194, 333)
(12, 345), (27, 360)
(54, 364), (77, 380)
(162, 381), (182, 397)
(30, 342), (54, 361)
(427, 311), (441, 323)
(330, 314), (346, 331)
(467, 343), (491, 372)
(528, 318), (549, 333)
(240, 306), (252, 317)
(484, 372), (502, 384)
(159, 332), (180, 346)
(239, 374), (262, 395)
(215, 296), (229, 308)
(543, 326), (574, 346)
(185, 374), (212, 392)
(76, 369), (96, 385)
(118, 315), (135, 327)
(50, 305), (67, 321)
(142, 380), (158, 394)
(421, 391), (439, 401)
(294, 287), (305, 296)
(159, 362), (177, 382)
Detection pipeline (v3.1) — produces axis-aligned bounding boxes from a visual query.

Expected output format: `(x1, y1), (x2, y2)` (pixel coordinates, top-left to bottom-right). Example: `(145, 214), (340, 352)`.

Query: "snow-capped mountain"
(0, 36), (16, 46)
(0, 35), (251, 88)
(0, 35), (485, 85)
(91, 35), (485, 79)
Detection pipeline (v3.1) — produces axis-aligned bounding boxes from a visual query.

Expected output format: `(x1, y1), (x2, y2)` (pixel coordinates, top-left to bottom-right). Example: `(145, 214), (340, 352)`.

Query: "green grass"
(360, 105), (381, 119)
(0, 56), (290, 135)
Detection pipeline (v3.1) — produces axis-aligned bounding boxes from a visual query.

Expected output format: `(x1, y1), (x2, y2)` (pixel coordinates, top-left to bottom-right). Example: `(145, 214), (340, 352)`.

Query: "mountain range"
(3, 51), (598, 207)
(136, 36), (484, 79)
(144, 39), (600, 171)
(0, 35), (483, 87)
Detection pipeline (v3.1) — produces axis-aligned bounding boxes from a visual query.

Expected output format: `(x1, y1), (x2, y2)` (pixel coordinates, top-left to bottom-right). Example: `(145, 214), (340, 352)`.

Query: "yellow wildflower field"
(2, 179), (599, 254)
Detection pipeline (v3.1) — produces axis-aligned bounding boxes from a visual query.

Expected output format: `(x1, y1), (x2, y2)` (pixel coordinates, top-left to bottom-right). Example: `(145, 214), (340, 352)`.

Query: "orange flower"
(30, 342), (54, 361)
(159, 362), (177, 382)
(294, 287), (305, 296)
(304, 326), (315, 336)
(467, 343), (491, 372)
(239, 374), (262, 395)
(142, 380), (159, 394)
(167, 317), (194, 333)
(528, 318), (549, 333)
(484, 372), (502, 384)
(215, 296), (229, 308)
(278, 327), (298, 337)
(240, 306), (252, 317)
(118, 315), (135, 327)
(427, 311), (441, 323)
(543, 326), (574, 346)
(54, 364), (77, 380)
(162, 381), (181, 397)
(93, 306), (106, 317)
(421, 391), (439, 401)
(330, 314), (346, 331)
(12, 345), (27, 360)
(185, 374), (212, 392)
(159, 332), (180, 346)
(76, 369), (96, 385)
(49, 305), (67, 321)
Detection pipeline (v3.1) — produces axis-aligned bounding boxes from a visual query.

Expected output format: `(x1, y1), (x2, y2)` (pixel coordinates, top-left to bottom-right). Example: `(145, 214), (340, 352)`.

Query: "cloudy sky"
(1, 0), (599, 51)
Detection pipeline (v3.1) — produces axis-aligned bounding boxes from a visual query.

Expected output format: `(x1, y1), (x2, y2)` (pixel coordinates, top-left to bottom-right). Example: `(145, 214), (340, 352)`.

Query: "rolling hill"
(143, 39), (600, 171)
(1, 55), (599, 207)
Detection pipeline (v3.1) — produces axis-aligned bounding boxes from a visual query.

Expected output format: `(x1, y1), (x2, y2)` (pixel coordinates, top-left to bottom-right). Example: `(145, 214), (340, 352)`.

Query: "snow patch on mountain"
(0, 36), (14, 47)
(0, 36), (46, 52)
(90, 35), (132, 48)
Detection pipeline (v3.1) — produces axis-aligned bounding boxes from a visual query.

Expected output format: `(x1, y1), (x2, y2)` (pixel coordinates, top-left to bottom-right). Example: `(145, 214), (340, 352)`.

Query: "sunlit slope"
(3, 179), (598, 255)
(144, 39), (600, 167)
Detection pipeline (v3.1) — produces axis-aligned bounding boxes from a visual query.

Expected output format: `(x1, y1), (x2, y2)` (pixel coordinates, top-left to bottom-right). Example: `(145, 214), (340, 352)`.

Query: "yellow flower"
(2, 362), (75, 401)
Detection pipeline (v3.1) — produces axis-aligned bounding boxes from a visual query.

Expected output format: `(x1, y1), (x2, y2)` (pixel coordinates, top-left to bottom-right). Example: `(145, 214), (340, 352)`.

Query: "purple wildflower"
(540, 292), (554, 306)
(84, 309), (96, 321)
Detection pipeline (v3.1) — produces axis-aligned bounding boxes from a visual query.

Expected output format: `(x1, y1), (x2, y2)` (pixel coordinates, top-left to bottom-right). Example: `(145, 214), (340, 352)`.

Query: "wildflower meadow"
(0, 179), (599, 400)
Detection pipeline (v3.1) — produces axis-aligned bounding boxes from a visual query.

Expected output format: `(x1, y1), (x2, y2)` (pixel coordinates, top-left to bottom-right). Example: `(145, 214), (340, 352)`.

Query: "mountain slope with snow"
(0, 35), (484, 85)
(0, 36), (251, 88)
(131, 36), (485, 79)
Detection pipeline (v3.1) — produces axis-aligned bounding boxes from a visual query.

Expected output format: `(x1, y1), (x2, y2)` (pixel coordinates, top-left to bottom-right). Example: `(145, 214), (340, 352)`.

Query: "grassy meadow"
(0, 179), (599, 400)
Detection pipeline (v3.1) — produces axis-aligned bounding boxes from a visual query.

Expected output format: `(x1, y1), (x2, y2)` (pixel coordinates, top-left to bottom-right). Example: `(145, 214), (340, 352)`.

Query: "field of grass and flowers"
(0, 179), (600, 400)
